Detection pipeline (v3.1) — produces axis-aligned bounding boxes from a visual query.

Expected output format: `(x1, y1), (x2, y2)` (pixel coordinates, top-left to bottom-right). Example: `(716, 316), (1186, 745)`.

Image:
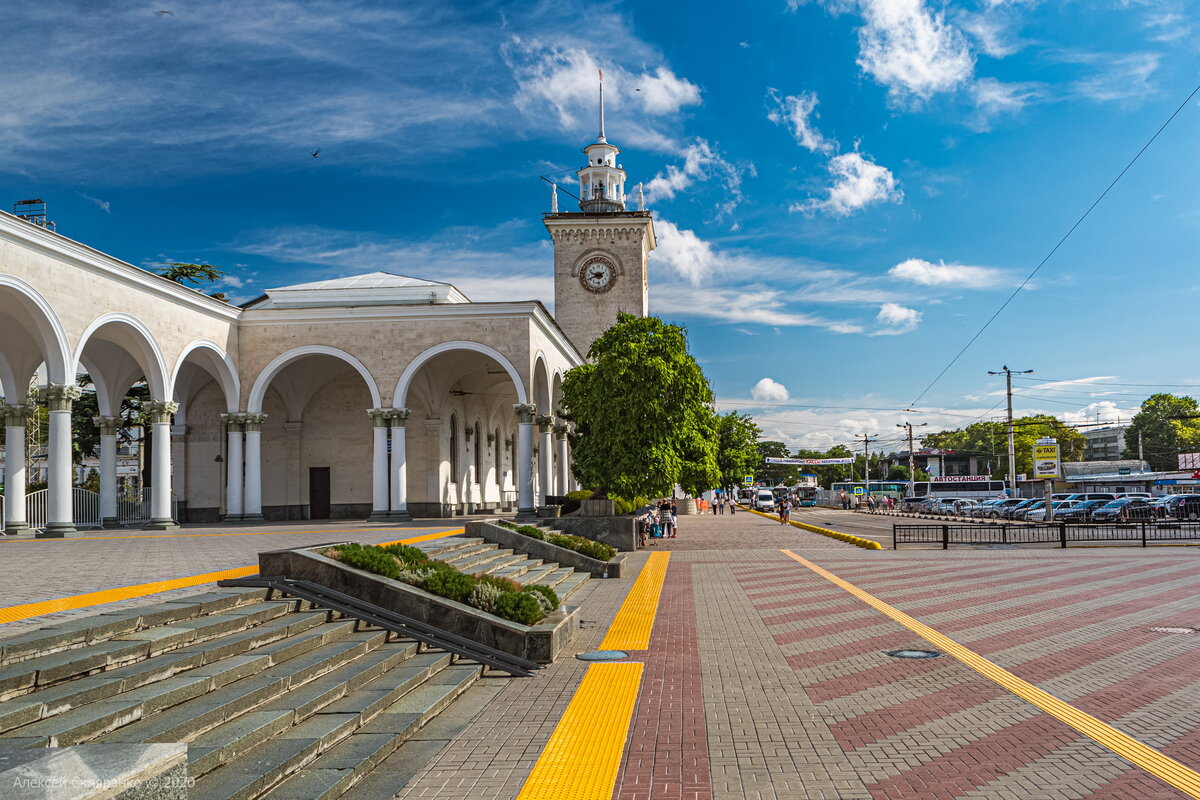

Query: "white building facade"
(0, 114), (653, 533)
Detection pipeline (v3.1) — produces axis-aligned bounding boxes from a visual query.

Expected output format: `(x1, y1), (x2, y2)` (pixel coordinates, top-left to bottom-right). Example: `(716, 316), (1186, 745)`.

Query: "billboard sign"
(1033, 442), (1060, 480)
(765, 457), (854, 465)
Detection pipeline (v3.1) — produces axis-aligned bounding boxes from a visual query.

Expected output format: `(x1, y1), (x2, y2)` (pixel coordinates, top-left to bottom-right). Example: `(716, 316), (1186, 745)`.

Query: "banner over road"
(765, 457), (855, 466)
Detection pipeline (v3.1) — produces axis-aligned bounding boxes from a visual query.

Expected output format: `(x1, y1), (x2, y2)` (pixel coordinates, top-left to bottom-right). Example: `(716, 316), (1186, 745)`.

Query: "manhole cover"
(576, 650), (629, 661)
(885, 649), (943, 659)
(1150, 627), (1195, 634)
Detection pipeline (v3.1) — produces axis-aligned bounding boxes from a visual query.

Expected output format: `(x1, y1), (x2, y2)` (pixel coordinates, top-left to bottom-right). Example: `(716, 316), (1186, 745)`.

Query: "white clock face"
(580, 258), (616, 294)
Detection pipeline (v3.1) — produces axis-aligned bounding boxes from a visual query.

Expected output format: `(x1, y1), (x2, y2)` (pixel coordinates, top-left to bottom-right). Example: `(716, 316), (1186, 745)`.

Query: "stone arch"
(248, 345), (381, 413)
(0, 275), (72, 391)
(393, 341), (527, 408)
(72, 312), (170, 402)
(170, 339), (240, 413)
(532, 353), (551, 413)
(551, 369), (564, 417)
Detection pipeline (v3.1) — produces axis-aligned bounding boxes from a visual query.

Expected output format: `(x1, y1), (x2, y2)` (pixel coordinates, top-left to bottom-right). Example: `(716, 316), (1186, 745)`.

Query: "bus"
(796, 485), (818, 507)
(829, 481), (907, 501)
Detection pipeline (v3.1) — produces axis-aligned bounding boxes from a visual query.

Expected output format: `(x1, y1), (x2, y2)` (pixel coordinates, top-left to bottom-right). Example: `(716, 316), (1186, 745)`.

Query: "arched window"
(449, 415), (458, 481)
(473, 422), (481, 481)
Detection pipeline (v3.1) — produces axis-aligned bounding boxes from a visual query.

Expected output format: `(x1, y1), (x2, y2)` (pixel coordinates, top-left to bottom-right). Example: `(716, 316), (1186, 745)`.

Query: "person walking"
(659, 499), (674, 539)
(779, 496), (790, 525)
(670, 500), (679, 538)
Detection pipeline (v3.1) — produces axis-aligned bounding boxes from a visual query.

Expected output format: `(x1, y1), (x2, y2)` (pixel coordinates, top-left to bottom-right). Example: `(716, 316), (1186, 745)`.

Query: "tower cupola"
(577, 71), (627, 212)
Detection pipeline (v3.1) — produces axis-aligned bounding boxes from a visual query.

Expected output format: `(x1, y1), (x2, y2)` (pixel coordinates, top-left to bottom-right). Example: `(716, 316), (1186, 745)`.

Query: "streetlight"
(897, 422), (927, 498)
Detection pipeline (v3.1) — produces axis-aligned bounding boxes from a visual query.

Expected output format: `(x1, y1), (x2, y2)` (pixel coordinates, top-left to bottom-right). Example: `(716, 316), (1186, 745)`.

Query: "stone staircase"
(411, 534), (592, 606)
(0, 587), (485, 800)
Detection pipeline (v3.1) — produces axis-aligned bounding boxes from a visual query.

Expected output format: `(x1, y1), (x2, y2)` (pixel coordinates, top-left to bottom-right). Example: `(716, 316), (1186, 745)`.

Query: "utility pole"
(988, 365), (1033, 495)
(854, 434), (879, 486)
(897, 422), (927, 499)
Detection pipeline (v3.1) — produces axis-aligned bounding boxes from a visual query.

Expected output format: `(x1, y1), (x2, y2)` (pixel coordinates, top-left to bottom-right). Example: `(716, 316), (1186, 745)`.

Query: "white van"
(754, 489), (776, 510)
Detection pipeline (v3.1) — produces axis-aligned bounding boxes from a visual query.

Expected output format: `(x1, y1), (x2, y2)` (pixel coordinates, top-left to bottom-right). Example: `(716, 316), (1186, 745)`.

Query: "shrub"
(331, 543), (399, 579)
(422, 566), (476, 604)
(576, 540), (616, 561)
(380, 544), (430, 566)
(515, 525), (545, 540)
(611, 497), (633, 515)
(468, 582), (505, 613)
(524, 583), (559, 612)
(497, 520), (519, 530)
(477, 574), (523, 593)
(545, 532), (576, 549)
(396, 566), (436, 587)
(493, 592), (544, 625)
(561, 490), (593, 515)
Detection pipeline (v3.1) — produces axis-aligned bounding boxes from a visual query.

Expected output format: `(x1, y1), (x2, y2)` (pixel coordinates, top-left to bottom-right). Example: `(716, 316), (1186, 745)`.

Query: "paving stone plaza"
(1, 509), (1198, 799)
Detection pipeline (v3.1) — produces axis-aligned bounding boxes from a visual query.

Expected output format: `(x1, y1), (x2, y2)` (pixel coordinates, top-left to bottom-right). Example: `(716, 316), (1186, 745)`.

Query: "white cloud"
(1068, 52), (1161, 102)
(652, 285), (865, 334)
(955, 9), (1020, 58)
(855, 0), (975, 105)
(873, 302), (921, 334)
(767, 89), (837, 154)
(644, 139), (744, 215)
(888, 257), (1006, 288)
(651, 218), (719, 284)
(635, 66), (702, 114)
(793, 151), (902, 216)
(76, 192), (111, 214)
(752, 378), (790, 403)
(1060, 400), (1137, 426)
(221, 275), (246, 288)
(969, 78), (1041, 130)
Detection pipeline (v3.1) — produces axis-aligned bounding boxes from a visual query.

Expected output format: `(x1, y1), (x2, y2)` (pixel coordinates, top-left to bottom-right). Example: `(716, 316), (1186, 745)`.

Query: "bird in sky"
(155, 10), (174, 16)
(310, 148), (320, 158)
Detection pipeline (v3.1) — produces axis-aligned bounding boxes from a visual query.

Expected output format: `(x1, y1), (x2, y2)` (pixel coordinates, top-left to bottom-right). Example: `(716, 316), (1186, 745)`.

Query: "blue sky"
(3, 0), (1199, 455)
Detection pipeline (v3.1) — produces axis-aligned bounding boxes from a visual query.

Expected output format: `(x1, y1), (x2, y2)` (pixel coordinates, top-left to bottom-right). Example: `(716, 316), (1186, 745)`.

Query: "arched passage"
(391, 342), (528, 517)
(238, 346), (383, 520)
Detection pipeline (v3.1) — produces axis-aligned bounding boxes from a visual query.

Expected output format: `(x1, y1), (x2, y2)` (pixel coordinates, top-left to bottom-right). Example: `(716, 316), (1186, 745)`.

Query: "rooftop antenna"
(13, 199), (55, 232)
(597, 68), (606, 143)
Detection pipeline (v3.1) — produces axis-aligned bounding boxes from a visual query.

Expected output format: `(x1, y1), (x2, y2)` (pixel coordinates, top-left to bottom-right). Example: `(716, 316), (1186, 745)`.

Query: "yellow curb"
(781, 549), (1200, 798)
(739, 505), (882, 550)
(0, 527), (465, 626)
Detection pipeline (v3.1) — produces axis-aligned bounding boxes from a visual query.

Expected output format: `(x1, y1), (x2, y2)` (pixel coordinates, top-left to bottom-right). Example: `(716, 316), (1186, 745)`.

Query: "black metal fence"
(893, 521), (1200, 549)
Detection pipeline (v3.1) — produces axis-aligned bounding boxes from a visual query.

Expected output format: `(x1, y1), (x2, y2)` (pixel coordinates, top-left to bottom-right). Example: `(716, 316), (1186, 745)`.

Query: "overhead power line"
(908, 79), (1200, 409)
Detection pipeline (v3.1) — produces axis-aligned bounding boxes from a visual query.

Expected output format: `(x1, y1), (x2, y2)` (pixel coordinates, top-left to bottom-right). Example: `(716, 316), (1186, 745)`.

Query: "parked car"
(1058, 499), (1110, 523)
(1169, 495), (1200, 521)
(1025, 500), (1077, 522)
(1066, 493), (1118, 503)
(1001, 499), (1039, 519)
(1090, 498), (1155, 522)
(950, 499), (978, 515)
(754, 489), (776, 511)
(1116, 492), (1153, 499)
(972, 499), (1007, 517)
(1148, 496), (1173, 519)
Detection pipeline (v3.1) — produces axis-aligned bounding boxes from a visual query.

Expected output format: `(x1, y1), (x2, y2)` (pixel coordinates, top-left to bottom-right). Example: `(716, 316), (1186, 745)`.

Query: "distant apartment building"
(1082, 425), (1129, 461)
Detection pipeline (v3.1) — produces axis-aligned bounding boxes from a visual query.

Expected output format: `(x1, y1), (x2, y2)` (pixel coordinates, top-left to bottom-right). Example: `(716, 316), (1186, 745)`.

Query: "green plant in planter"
(329, 543), (400, 579)
(576, 540), (616, 561)
(422, 566), (476, 604)
(524, 584), (560, 612)
(561, 490), (593, 514)
(493, 591), (544, 625)
(515, 525), (545, 540)
(380, 544), (430, 566)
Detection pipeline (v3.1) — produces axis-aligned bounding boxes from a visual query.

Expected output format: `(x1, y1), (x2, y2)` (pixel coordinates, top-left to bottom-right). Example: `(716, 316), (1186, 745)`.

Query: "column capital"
(45, 385), (82, 412)
(534, 414), (555, 432)
(2, 403), (30, 427)
(367, 408), (390, 427)
(388, 408), (412, 427)
(143, 401), (179, 425)
(242, 413), (268, 432)
(93, 415), (122, 436)
(219, 412), (247, 432)
(513, 403), (537, 424)
(553, 423), (570, 439)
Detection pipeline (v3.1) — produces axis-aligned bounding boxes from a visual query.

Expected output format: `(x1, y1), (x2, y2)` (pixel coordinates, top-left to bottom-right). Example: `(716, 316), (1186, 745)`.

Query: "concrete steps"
(413, 535), (592, 605)
(0, 587), (490, 800)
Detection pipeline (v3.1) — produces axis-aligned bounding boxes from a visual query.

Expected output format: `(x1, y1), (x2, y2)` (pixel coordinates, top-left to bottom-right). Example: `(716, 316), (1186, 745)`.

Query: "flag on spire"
(599, 68), (603, 82)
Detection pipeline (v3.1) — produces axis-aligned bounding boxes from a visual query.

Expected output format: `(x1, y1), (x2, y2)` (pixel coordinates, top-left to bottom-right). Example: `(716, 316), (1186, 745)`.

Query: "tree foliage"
(922, 415), (1086, 479)
(1123, 393), (1200, 470)
(755, 440), (795, 485)
(561, 313), (718, 499)
(153, 262), (229, 302)
(715, 412), (761, 489)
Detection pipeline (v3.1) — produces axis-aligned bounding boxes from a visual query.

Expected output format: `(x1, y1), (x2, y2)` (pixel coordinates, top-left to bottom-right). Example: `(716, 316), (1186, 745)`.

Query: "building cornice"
(0, 211), (240, 321)
(543, 213), (655, 251)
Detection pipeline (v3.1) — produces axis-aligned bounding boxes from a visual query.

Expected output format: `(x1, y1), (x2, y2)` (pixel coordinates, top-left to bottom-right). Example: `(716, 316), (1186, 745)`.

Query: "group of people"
(702, 496), (737, 515)
(837, 490), (895, 511)
(638, 499), (680, 546)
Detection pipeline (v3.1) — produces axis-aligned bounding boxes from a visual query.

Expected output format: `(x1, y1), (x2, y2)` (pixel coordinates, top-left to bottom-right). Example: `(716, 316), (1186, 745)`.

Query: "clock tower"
(544, 74), (656, 356)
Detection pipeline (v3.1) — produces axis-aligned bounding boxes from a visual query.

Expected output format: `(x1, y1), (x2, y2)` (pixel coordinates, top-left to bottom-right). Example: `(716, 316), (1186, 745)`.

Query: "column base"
(240, 513), (265, 523)
(368, 510), (392, 522)
(516, 507), (537, 521)
(39, 522), (77, 538)
(222, 514), (243, 524)
(3, 521), (30, 535)
(143, 518), (180, 531)
(100, 517), (119, 529)
(388, 510), (413, 522)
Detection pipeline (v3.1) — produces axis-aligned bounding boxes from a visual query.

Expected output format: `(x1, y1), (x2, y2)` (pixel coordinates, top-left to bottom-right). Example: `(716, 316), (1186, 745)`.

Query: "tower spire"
(597, 68), (606, 143)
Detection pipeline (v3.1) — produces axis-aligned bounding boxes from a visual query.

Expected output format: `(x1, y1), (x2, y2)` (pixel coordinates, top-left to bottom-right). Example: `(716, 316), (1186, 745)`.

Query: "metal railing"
(218, 575), (544, 677)
(25, 489), (104, 532)
(894, 521), (1200, 549)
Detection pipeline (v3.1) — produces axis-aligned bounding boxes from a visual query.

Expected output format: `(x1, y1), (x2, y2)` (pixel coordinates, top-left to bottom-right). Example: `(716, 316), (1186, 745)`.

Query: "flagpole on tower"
(598, 68), (606, 143)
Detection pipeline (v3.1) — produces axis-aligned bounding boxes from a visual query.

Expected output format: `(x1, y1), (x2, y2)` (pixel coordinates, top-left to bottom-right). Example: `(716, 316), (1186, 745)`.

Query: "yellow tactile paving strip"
(0, 527), (464, 626)
(780, 549), (1200, 799)
(516, 661), (645, 800)
(599, 550), (671, 651)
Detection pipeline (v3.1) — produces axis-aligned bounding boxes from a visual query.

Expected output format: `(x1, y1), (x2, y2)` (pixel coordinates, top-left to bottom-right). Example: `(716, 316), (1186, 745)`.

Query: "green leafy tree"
(561, 313), (718, 499)
(755, 440), (796, 485)
(1123, 393), (1200, 470)
(71, 375), (151, 466)
(715, 411), (761, 490)
(888, 464), (931, 482)
(153, 262), (229, 302)
(924, 415), (1085, 479)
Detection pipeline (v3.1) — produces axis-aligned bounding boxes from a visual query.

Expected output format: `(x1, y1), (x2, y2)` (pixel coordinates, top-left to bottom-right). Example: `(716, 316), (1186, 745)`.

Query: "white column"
(515, 404), (536, 516)
(389, 409), (411, 521)
(94, 415), (120, 526)
(220, 414), (244, 520)
(144, 401), (179, 530)
(368, 409), (389, 520)
(44, 385), (81, 536)
(554, 423), (570, 497)
(2, 404), (29, 533)
(242, 413), (267, 521)
(536, 414), (554, 505)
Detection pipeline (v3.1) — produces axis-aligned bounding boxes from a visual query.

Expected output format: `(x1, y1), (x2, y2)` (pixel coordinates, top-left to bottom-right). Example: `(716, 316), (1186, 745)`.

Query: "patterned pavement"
(3, 509), (1200, 798)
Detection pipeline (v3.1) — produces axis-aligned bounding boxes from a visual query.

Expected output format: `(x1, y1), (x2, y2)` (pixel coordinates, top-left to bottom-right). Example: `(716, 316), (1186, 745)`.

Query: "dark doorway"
(309, 467), (331, 520)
